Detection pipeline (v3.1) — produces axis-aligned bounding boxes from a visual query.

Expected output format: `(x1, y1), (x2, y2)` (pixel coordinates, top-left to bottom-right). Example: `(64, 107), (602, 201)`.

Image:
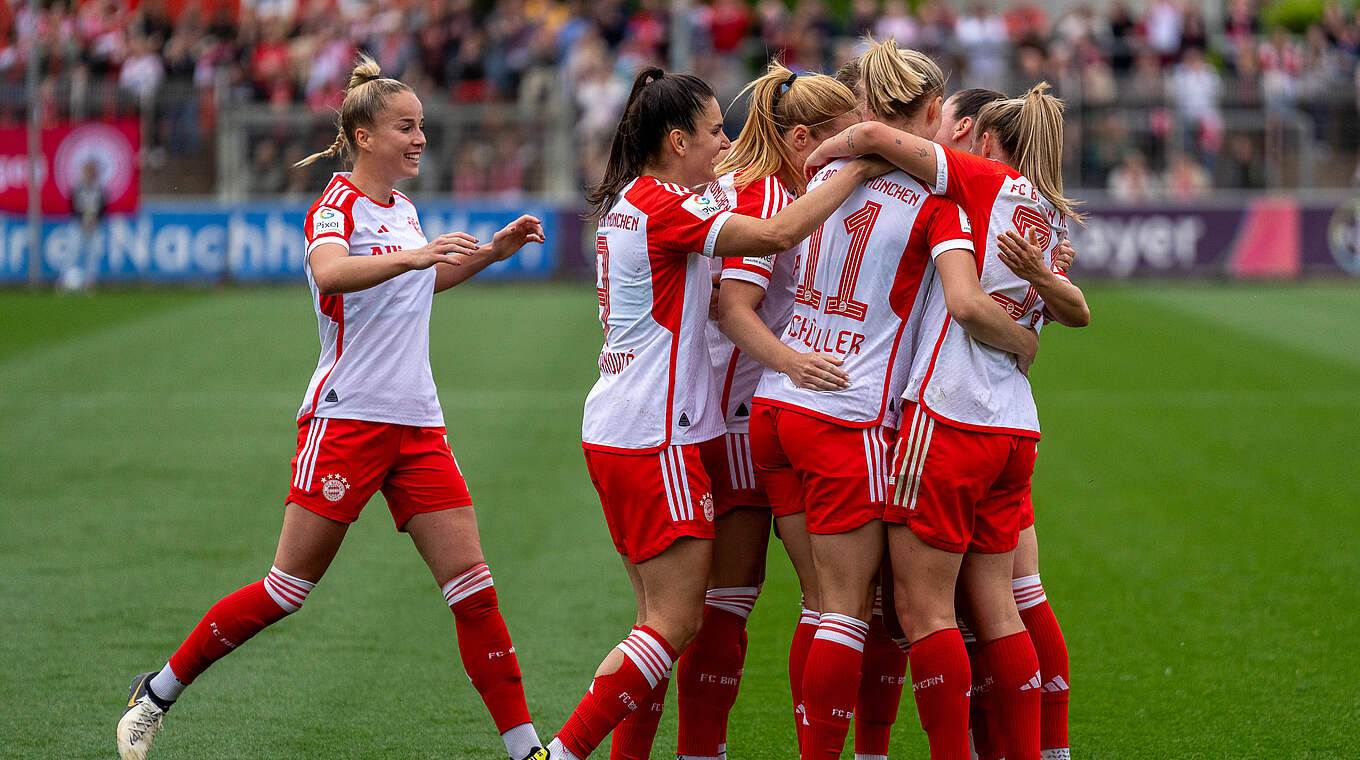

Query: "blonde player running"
(666, 63), (861, 760)
(749, 42), (1039, 760)
(116, 56), (547, 760)
(809, 44), (1088, 757)
(531, 67), (890, 760)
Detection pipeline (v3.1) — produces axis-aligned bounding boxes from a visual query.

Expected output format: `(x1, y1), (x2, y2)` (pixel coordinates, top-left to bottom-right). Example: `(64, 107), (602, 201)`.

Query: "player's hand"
(408, 232), (481, 269)
(996, 229), (1055, 285)
(1051, 238), (1076, 271)
(850, 155), (894, 180)
(783, 351), (850, 391)
(488, 214), (547, 261)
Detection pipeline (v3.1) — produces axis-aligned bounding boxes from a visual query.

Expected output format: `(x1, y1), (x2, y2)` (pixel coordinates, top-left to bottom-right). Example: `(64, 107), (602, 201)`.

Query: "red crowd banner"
(0, 120), (141, 215)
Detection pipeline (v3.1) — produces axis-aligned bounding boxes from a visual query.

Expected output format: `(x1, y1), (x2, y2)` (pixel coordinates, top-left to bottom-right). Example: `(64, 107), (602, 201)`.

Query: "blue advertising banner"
(0, 201), (560, 283)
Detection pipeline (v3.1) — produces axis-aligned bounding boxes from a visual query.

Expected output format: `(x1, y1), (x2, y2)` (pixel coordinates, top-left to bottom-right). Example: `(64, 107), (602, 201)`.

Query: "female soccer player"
(667, 63), (860, 760)
(746, 42), (1039, 760)
(531, 66), (889, 760)
(116, 56), (548, 760)
(808, 46), (1087, 758)
(936, 86), (1085, 760)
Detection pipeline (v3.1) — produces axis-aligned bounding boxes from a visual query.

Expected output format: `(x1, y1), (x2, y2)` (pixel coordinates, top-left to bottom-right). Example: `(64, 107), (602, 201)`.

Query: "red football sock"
(1014, 575), (1069, 754)
(965, 630), (1003, 760)
(789, 607), (819, 752)
(676, 587), (757, 757)
(609, 675), (669, 760)
(853, 612), (907, 759)
(558, 626), (677, 759)
(980, 631), (1041, 760)
(167, 568), (312, 683)
(443, 563), (533, 733)
(907, 628), (971, 760)
(801, 612), (868, 760)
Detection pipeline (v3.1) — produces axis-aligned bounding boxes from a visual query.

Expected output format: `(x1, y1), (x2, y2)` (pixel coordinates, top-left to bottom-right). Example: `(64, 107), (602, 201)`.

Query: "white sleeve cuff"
(702, 210), (734, 258)
(930, 239), (974, 259)
(720, 267), (771, 289)
(932, 142), (948, 196)
(307, 235), (349, 255)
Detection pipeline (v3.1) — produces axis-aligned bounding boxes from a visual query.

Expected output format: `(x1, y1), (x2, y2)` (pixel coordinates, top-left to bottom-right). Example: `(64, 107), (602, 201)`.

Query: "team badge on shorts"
(320, 474), (350, 502)
(701, 492), (715, 521)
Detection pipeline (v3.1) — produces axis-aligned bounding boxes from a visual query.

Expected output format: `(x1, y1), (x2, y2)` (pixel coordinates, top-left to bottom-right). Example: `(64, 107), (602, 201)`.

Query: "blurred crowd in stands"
(3, 0), (1359, 198)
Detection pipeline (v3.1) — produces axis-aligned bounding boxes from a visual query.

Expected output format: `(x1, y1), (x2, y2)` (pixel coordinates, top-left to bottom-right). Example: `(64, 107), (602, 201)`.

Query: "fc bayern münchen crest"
(321, 474), (350, 502)
(701, 492), (715, 521)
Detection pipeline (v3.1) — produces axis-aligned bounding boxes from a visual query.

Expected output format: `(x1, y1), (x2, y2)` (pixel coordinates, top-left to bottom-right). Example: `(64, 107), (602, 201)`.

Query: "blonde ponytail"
(976, 82), (1084, 223)
(859, 37), (944, 122)
(294, 54), (412, 168)
(716, 61), (857, 192)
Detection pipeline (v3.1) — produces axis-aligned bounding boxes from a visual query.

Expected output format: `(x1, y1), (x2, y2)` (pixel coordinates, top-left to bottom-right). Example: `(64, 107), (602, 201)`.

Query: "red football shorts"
(749, 403), (896, 535)
(884, 403), (1037, 553)
(1019, 491), (1035, 531)
(583, 444), (716, 564)
(698, 432), (768, 515)
(287, 417), (472, 531)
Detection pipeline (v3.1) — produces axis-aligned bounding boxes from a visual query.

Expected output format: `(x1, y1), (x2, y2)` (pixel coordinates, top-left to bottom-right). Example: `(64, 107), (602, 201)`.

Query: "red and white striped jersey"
(582, 176), (735, 453)
(754, 159), (974, 429)
(703, 169), (799, 435)
(298, 173), (443, 428)
(904, 144), (1072, 438)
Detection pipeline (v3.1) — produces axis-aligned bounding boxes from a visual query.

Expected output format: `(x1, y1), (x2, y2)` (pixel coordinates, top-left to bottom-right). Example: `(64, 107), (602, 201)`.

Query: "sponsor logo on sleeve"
(681, 194), (723, 220)
(312, 207), (344, 236)
(957, 206), (972, 235)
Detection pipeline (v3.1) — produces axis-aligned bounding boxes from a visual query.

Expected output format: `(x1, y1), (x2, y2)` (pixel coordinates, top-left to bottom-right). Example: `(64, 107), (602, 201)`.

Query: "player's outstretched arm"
(996, 230), (1090, 327)
(717, 279), (849, 391)
(435, 215), (545, 292)
(310, 234), (480, 295)
(804, 121), (939, 186)
(935, 249), (1039, 372)
(713, 156), (891, 258)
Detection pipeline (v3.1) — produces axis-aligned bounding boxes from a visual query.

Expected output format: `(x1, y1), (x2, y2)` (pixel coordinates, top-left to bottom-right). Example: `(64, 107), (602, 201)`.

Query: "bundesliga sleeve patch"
(681, 194), (724, 220)
(312, 206), (345, 236)
(957, 205), (972, 235)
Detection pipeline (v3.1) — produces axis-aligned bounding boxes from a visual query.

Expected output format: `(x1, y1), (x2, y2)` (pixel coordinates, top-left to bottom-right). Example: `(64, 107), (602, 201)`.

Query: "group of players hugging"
(117, 35), (1089, 760)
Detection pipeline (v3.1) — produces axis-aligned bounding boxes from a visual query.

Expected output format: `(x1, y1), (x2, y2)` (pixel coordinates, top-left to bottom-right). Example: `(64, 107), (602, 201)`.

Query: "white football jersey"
(903, 144), (1073, 438)
(298, 173), (443, 428)
(754, 159), (974, 429)
(704, 170), (799, 435)
(582, 176), (734, 453)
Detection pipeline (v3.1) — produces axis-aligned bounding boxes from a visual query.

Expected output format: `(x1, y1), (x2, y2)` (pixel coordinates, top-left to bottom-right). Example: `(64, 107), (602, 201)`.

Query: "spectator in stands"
(1107, 150), (1159, 202)
(956, 2), (1008, 91)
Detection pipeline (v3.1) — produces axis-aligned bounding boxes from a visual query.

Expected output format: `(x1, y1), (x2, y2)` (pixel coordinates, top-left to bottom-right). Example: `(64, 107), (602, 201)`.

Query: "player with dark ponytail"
(532, 66), (889, 760)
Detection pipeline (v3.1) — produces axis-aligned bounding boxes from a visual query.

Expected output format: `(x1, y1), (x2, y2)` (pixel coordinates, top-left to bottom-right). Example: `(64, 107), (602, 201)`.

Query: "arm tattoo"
(846, 127), (855, 153)
(917, 147), (929, 158)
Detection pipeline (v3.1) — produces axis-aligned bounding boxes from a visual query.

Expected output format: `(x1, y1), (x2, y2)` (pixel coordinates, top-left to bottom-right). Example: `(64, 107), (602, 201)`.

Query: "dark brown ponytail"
(585, 67), (716, 219)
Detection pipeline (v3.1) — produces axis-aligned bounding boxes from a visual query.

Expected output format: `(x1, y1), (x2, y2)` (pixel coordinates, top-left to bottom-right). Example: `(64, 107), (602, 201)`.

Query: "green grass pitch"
(1, 282), (1357, 759)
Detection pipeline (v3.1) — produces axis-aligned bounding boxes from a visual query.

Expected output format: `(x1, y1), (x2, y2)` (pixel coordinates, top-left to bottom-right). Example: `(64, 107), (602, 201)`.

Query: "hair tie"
(360, 73), (381, 84)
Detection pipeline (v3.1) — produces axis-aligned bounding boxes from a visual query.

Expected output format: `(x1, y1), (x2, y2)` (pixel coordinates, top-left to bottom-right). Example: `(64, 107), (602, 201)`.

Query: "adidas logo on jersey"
(376, 224), (390, 233)
(325, 389), (340, 403)
(1019, 671), (1043, 691)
